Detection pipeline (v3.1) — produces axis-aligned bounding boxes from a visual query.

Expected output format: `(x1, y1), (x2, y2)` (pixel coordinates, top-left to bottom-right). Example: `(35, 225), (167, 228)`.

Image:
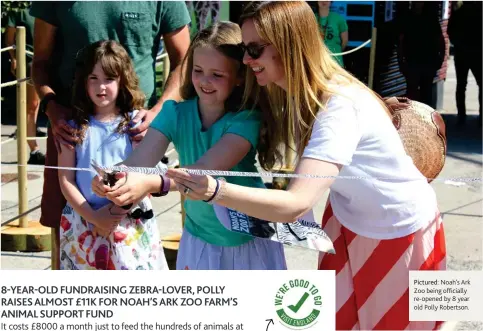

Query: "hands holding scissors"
(91, 161), (160, 208)
(92, 171), (157, 207)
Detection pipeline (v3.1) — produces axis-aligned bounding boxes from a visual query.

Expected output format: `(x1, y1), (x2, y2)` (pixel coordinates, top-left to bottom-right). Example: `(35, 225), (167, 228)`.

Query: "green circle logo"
(274, 279), (322, 329)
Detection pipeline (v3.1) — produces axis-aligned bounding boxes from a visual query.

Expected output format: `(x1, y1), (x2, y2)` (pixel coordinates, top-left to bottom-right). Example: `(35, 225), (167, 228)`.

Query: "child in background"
(58, 40), (167, 270)
(92, 22), (287, 270)
(316, 1), (348, 67)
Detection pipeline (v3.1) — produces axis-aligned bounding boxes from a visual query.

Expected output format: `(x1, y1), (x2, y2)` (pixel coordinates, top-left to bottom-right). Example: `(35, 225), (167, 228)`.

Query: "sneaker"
(27, 151), (46, 165)
(36, 129), (47, 137)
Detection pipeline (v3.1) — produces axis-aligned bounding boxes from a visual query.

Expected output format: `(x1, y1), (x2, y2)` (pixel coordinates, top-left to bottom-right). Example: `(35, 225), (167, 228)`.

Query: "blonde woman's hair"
(240, 1), (384, 170)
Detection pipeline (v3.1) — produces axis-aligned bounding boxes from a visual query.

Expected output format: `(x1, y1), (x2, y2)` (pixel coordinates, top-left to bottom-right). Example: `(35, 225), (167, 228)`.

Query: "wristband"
(151, 175), (170, 197)
(208, 177), (226, 205)
(203, 178), (220, 203)
(40, 93), (57, 115)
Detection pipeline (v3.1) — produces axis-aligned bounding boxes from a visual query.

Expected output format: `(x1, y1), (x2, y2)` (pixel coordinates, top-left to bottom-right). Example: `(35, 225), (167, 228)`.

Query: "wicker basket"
(383, 97), (447, 182)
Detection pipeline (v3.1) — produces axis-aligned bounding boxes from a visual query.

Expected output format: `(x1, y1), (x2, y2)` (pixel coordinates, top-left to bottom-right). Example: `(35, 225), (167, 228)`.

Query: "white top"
(302, 84), (438, 239)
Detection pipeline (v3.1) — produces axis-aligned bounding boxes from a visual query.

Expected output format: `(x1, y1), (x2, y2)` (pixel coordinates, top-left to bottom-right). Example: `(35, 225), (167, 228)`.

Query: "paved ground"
(1, 57), (482, 329)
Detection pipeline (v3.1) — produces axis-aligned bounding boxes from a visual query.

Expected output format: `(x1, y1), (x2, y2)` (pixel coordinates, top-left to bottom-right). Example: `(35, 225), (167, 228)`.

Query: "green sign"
(274, 279), (322, 329)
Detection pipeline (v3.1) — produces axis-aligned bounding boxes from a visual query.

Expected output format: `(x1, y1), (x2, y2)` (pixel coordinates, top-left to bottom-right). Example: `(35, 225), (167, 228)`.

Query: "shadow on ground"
(441, 114), (482, 165)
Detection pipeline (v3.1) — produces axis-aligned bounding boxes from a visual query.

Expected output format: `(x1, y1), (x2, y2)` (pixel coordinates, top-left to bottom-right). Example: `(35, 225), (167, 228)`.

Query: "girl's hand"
(166, 168), (218, 201)
(90, 204), (128, 234)
(105, 172), (153, 206)
(91, 175), (112, 197)
(92, 225), (111, 238)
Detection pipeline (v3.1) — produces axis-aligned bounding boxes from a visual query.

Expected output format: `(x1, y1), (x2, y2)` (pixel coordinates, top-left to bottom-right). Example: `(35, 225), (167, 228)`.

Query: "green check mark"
(287, 292), (310, 313)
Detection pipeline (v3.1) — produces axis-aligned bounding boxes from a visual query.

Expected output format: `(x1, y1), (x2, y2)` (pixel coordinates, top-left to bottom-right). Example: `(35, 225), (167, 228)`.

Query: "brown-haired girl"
(58, 40), (167, 270)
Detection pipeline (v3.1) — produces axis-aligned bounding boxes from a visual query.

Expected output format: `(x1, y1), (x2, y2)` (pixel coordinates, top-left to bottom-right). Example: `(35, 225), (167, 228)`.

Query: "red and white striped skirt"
(318, 202), (446, 330)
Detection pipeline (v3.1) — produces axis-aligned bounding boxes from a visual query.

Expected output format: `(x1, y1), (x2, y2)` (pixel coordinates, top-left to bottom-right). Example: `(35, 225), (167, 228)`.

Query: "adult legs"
(26, 82), (45, 164)
(454, 52), (470, 124)
(469, 54), (482, 124)
(40, 127), (66, 270)
(405, 69), (421, 102)
(419, 70), (437, 107)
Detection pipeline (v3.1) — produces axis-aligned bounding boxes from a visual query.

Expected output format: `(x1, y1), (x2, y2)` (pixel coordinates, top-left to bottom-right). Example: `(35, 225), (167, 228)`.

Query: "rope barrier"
(331, 39), (371, 56)
(1, 204), (40, 227)
(0, 77), (30, 88)
(1, 135), (48, 146)
(5, 43), (161, 61)
(0, 45), (15, 52)
(156, 52), (168, 61)
(10, 164), (483, 183)
(1, 51), (165, 88)
(1, 155), (479, 232)
(4, 42), (364, 61)
(26, 136), (48, 141)
(1, 138), (15, 145)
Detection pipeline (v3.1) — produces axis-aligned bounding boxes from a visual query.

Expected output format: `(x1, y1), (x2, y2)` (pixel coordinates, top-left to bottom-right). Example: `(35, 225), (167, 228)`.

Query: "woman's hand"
(89, 203), (128, 235)
(105, 171), (156, 206)
(166, 168), (218, 201)
(91, 175), (112, 197)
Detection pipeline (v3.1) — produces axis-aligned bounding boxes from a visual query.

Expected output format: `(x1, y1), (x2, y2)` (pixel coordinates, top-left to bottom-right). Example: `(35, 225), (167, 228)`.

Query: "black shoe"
(27, 151), (46, 165)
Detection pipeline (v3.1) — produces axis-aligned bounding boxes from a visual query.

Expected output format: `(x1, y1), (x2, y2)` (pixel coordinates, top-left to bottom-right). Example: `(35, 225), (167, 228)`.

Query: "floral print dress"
(59, 197), (168, 270)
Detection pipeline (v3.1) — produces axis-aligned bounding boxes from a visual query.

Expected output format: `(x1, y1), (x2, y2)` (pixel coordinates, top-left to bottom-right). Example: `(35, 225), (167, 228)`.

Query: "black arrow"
(265, 319), (274, 331)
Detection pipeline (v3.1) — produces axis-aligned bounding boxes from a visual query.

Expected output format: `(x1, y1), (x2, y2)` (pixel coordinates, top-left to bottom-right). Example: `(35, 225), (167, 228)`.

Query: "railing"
(1, 27), (28, 227)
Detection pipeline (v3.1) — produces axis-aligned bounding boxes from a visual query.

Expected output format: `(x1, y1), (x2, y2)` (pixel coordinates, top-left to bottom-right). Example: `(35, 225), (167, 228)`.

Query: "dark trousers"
(40, 127), (65, 270)
(405, 67), (438, 107)
(454, 51), (482, 119)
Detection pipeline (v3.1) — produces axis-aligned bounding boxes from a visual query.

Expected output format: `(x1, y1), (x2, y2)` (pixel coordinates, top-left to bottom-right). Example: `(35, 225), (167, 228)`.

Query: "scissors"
(91, 160), (133, 210)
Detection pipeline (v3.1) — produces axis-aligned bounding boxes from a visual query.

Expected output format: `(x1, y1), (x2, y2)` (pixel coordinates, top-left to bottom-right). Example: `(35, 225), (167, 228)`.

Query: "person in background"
(398, 2), (445, 107)
(316, 1), (348, 67)
(30, 2), (191, 269)
(448, 1), (482, 126)
(5, 4), (46, 165)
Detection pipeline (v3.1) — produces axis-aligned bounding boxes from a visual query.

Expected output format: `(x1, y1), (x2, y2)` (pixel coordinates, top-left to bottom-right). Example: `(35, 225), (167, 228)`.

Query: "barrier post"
(368, 27), (378, 90)
(1, 28), (51, 254)
(16, 27), (28, 228)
